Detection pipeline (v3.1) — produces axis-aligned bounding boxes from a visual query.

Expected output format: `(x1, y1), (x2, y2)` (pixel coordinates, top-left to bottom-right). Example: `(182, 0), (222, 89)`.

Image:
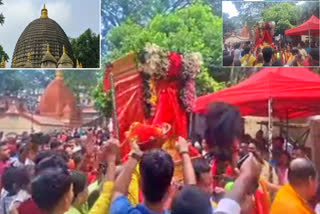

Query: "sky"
(223, 1), (307, 18)
(0, 0), (100, 67)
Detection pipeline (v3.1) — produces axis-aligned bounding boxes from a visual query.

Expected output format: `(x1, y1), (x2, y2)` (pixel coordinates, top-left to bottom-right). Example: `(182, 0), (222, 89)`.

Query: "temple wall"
(0, 115), (63, 136)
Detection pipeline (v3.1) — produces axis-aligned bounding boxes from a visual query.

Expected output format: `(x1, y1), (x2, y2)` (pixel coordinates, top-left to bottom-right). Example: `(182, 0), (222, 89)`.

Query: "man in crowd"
(240, 47), (256, 66)
(262, 47), (273, 66)
(271, 158), (318, 214)
(0, 142), (10, 187)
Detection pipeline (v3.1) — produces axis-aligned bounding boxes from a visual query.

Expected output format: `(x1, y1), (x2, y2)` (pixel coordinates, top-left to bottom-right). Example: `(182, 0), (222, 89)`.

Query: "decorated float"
(103, 44), (201, 181)
(254, 21), (275, 49)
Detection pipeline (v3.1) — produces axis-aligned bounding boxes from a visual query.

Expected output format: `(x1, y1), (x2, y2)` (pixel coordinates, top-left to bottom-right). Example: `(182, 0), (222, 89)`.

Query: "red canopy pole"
(268, 98), (273, 159)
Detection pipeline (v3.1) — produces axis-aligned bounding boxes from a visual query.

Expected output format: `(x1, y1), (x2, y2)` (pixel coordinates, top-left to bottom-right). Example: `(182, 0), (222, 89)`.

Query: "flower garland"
(138, 43), (169, 79)
(179, 53), (202, 112)
(139, 44), (202, 116)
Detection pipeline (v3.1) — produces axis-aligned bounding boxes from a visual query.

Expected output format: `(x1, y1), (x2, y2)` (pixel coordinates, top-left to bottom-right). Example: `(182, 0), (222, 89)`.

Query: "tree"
(261, 2), (298, 35)
(233, 1), (278, 29)
(0, 71), (23, 96)
(101, 0), (222, 55)
(63, 70), (99, 102)
(106, 3), (222, 67)
(297, 1), (319, 23)
(0, 45), (9, 62)
(223, 13), (237, 34)
(0, 0), (4, 26)
(70, 29), (100, 68)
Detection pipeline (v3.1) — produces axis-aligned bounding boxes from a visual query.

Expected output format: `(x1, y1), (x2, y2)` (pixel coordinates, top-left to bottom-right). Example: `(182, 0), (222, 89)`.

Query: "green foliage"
(232, 2), (278, 29)
(297, 1), (319, 23)
(0, 45), (9, 62)
(92, 79), (112, 119)
(261, 2), (298, 35)
(0, 0), (4, 26)
(63, 70), (99, 102)
(70, 29), (100, 68)
(0, 71), (23, 95)
(195, 68), (226, 96)
(106, 3), (222, 67)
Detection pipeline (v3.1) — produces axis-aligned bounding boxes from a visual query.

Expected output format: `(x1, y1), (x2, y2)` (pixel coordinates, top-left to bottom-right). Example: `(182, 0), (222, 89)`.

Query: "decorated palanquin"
(103, 44), (201, 181)
(254, 21), (275, 49)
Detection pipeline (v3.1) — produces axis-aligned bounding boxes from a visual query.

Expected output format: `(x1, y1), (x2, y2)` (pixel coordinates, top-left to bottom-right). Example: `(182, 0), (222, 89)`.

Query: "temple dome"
(11, 4), (73, 68)
(39, 70), (80, 122)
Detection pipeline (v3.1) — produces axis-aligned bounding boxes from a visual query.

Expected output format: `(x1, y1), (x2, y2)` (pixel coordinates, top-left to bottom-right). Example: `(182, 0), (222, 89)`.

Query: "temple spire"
(41, 3), (48, 18)
(1, 56), (5, 68)
(63, 45), (66, 54)
(47, 43), (50, 53)
(56, 70), (64, 80)
(27, 52), (31, 61)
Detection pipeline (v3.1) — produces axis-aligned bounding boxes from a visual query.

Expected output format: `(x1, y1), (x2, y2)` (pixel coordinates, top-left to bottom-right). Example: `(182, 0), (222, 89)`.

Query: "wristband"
(130, 152), (142, 161)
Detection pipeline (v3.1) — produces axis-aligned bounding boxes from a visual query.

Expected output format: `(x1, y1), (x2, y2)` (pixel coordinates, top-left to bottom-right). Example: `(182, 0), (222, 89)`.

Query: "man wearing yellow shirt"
(270, 158), (318, 214)
(240, 47), (256, 67)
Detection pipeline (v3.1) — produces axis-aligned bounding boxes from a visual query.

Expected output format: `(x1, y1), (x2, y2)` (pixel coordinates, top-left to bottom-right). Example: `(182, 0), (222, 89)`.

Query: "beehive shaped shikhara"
(11, 4), (73, 68)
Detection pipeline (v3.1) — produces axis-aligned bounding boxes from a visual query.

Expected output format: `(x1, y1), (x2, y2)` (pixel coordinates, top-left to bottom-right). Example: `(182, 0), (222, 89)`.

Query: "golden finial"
(76, 59), (80, 68)
(47, 43), (50, 52)
(13, 57), (16, 66)
(80, 63), (83, 68)
(56, 70), (64, 80)
(1, 56), (5, 68)
(63, 45), (66, 54)
(27, 53), (31, 61)
(41, 3), (48, 18)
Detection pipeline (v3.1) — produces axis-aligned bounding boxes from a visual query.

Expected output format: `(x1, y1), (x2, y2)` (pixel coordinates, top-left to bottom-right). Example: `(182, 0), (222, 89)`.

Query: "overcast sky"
(223, 1), (307, 18)
(0, 0), (100, 67)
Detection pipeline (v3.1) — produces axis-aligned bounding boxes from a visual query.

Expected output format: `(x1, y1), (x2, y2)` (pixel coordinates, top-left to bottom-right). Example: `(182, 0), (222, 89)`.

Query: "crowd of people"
(223, 41), (320, 67)
(0, 102), (318, 214)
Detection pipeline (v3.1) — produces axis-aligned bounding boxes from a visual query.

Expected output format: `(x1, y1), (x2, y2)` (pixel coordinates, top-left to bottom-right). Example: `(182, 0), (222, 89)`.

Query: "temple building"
(240, 22), (251, 38)
(0, 71), (99, 136)
(11, 4), (75, 68)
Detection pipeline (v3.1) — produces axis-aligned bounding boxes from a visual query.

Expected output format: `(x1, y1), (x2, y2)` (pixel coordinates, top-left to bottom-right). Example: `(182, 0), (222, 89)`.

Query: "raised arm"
(176, 137), (196, 185)
(111, 142), (143, 201)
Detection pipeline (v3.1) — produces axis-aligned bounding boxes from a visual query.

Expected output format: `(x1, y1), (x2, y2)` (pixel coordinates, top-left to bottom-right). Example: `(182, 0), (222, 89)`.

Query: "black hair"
(244, 47), (251, 55)
(262, 47), (273, 63)
(234, 43), (240, 49)
(35, 155), (68, 175)
(288, 159), (317, 186)
(71, 171), (87, 201)
(204, 102), (242, 161)
(31, 133), (50, 145)
(2, 166), (30, 195)
(171, 186), (212, 214)
(34, 150), (55, 165)
(32, 167), (72, 211)
(140, 149), (174, 203)
(272, 60), (283, 66)
(192, 159), (210, 182)
(309, 48), (319, 66)
(223, 56), (233, 66)
(50, 141), (62, 150)
(72, 152), (83, 168)
(56, 150), (70, 162)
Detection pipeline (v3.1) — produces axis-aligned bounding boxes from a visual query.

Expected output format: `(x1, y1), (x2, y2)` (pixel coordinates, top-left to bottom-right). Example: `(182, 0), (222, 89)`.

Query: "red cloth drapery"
(104, 72), (188, 159)
(285, 15), (320, 36)
(193, 67), (320, 119)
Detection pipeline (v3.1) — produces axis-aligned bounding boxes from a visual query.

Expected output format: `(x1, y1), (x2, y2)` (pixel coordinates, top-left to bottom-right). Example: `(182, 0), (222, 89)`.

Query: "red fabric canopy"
(285, 15), (320, 36)
(194, 67), (320, 119)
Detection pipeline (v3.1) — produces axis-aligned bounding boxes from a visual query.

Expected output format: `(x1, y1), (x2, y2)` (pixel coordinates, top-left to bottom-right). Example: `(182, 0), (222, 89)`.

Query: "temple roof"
(58, 46), (73, 65)
(39, 70), (80, 122)
(11, 4), (73, 68)
(41, 44), (57, 63)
